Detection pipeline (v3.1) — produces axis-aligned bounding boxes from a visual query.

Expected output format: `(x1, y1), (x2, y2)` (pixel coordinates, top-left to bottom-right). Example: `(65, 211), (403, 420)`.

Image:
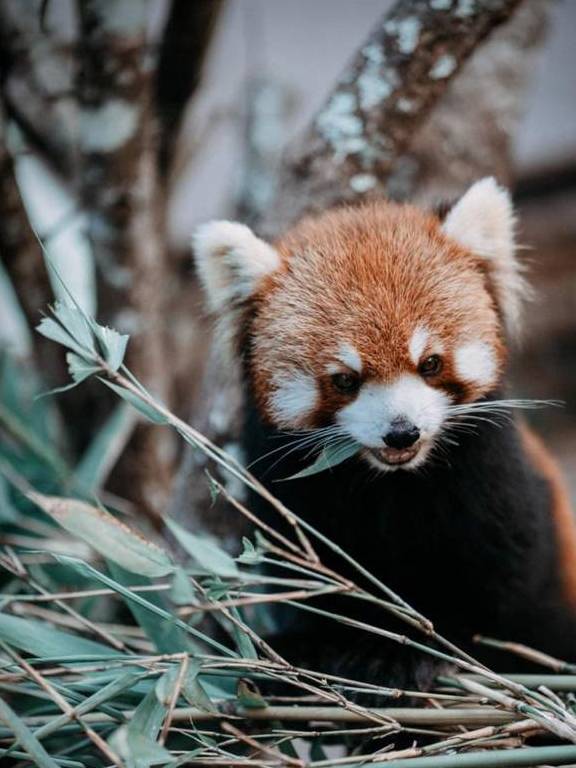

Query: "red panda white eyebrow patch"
(454, 341), (497, 387)
(408, 326), (430, 365)
(335, 342), (363, 372)
(269, 371), (317, 426)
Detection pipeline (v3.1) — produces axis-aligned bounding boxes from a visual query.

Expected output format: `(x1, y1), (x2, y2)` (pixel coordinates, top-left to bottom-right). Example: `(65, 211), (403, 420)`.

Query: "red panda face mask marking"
(194, 178), (527, 472)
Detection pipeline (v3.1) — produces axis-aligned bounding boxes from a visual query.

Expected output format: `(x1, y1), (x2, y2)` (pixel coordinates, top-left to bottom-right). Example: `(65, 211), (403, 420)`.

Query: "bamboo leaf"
(110, 728), (172, 768)
(26, 490), (174, 578)
(166, 518), (239, 578)
(282, 440), (360, 480)
(100, 380), (168, 425)
(0, 695), (60, 768)
(0, 473), (19, 522)
(94, 325), (129, 371)
(130, 686), (166, 739)
(182, 659), (217, 713)
(228, 605), (258, 660)
(0, 613), (115, 658)
(56, 558), (234, 658)
(66, 352), (100, 384)
(128, 687), (170, 768)
(107, 563), (191, 654)
(236, 537), (263, 565)
(35, 317), (83, 357)
(74, 403), (137, 493)
(34, 671), (143, 741)
(109, 688), (170, 768)
(169, 568), (198, 606)
(51, 303), (96, 352)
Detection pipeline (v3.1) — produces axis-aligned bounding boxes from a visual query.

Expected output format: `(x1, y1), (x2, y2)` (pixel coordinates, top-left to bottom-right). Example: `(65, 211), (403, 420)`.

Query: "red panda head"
(193, 178), (527, 471)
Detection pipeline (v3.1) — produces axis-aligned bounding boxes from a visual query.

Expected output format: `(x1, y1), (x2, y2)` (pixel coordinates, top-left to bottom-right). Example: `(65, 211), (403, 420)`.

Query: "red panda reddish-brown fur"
(193, 178), (576, 685)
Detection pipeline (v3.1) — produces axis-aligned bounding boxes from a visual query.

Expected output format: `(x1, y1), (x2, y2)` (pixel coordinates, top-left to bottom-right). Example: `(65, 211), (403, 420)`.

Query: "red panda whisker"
(260, 433), (352, 476)
(447, 398), (561, 414)
(249, 429), (347, 468)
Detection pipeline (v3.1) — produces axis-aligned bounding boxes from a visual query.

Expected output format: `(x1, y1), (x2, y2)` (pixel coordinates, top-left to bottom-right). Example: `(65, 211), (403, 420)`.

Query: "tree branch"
(263, 0), (523, 235)
(155, 0), (224, 176)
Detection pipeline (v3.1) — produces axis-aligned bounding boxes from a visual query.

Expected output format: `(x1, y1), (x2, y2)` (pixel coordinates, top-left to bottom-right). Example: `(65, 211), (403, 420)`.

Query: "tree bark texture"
(169, 0), (550, 541)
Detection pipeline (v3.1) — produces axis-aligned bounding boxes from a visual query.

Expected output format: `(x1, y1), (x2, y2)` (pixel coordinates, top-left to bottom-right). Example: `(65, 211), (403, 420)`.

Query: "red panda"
(193, 178), (576, 686)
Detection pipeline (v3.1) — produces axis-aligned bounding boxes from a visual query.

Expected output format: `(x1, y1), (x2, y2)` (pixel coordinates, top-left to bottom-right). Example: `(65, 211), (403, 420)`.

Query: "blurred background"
(0, 0), (575, 528)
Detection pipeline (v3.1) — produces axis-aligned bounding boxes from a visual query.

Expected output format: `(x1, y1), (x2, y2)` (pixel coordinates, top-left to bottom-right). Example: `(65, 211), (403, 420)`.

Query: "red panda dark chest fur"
(193, 178), (576, 687)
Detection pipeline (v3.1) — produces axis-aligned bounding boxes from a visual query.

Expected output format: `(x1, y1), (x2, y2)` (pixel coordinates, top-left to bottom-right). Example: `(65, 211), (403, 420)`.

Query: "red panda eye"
(418, 354), (443, 378)
(331, 372), (360, 394)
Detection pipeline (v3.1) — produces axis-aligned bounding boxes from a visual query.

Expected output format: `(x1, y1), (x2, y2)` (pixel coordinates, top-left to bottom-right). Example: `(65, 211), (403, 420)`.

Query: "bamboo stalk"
(11, 706), (517, 729)
(368, 744), (576, 768)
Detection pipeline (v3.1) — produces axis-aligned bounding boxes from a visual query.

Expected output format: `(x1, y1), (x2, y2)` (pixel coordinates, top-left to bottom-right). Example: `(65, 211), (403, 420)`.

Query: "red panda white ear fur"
(192, 220), (281, 359)
(192, 220), (280, 313)
(442, 177), (528, 338)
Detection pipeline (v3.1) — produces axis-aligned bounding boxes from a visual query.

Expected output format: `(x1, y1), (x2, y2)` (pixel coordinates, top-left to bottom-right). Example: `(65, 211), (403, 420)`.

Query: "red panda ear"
(192, 220), (280, 313)
(441, 177), (528, 338)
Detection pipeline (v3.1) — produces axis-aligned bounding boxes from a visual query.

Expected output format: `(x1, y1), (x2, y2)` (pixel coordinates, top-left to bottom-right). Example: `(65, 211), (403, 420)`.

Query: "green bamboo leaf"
(0, 402), (71, 481)
(236, 537), (263, 565)
(52, 303), (96, 352)
(110, 688), (173, 768)
(66, 352), (101, 384)
(110, 688), (170, 768)
(26, 490), (174, 578)
(36, 313), (92, 360)
(169, 568), (198, 606)
(182, 659), (217, 713)
(57, 558), (234, 658)
(0, 695), (60, 768)
(0, 473), (18, 522)
(107, 563), (191, 654)
(282, 440), (360, 480)
(0, 613), (115, 658)
(310, 738), (328, 760)
(34, 671), (143, 741)
(130, 686), (166, 739)
(166, 518), (239, 578)
(74, 404), (137, 493)
(110, 728), (172, 768)
(100, 380), (168, 425)
(228, 605), (258, 660)
(155, 667), (180, 706)
(95, 325), (129, 371)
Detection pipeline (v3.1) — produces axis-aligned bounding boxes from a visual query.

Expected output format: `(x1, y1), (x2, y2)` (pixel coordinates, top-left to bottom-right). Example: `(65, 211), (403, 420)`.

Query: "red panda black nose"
(383, 422), (420, 450)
